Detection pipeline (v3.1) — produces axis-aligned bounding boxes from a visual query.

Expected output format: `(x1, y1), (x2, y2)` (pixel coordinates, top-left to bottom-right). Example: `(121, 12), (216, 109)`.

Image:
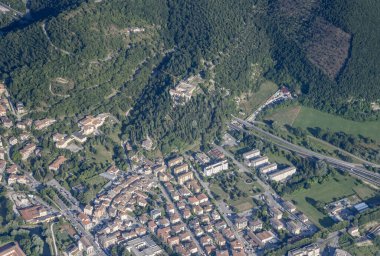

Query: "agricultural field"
(284, 172), (377, 228)
(210, 171), (262, 212)
(265, 105), (380, 141)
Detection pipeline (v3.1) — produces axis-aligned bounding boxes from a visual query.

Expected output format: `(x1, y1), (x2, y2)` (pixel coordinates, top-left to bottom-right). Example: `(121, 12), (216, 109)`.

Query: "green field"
(266, 105), (380, 141)
(284, 172), (377, 228)
(210, 172), (262, 212)
(239, 80), (278, 117)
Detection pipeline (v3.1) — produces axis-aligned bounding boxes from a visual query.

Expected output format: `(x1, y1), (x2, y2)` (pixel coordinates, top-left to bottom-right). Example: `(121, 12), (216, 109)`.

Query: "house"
(0, 148), (4, 160)
(49, 156), (67, 171)
(83, 205), (93, 216)
(204, 245), (216, 255)
(148, 221), (157, 233)
(34, 118), (56, 130)
(0, 242), (26, 256)
(197, 193), (208, 204)
(207, 148), (225, 160)
(20, 143), (36, 160)
(177, 171), (193, 185)
(203, 160), (228, 176)
(255, 231), (275, 245)
(250, 219), (263, 231)
(200, 235), (212, 247)
(0, 105), (6, 116)
(270, 218), (284, 231)
(287, 221), (301, 235)
(214, 233), (226, 247)
(179, 231), (191, 242)
(1, 117), (13, 128)
(283, 201), (297, 213)
(298, 213), (309, 224)
(188, 196), (200, 206)
(192, 205), (203, 215)
(195, 152), (210, 165)
(167, 156), (183, 167)
(150, 209), (161, 220)
(235, 217), (248, 230)
(169, 213), (181, 224)
(270, 207), (283, 220)
(167, 236), (180, 247)
(230, 240), (243, 251)
(141, 136), (153, 151)
(173, 163), (188, 175)
(72, 131), (87, 143)
(99, 233), (118, 248)
(19, 205), (54, 224)
(348, 226), (360, 237)
(79, 237), (94, 256)
(78, 213), (92, 230)
(0, 160), (6, 172)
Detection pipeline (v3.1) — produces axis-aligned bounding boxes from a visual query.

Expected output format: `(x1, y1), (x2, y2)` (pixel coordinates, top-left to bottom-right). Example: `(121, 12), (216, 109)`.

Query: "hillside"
(266, 0), (380, 120)
(0, 0), (379, 150)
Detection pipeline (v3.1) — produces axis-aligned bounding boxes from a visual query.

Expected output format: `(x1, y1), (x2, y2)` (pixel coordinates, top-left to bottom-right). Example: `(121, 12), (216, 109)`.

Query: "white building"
(288, 243), (320, 256)
(259, 163), (277, 174)
(268, 166), (297, 182)
(242, 149), (260, 160)
(248, 156), (268, 167)
(203, 160), (228, 176)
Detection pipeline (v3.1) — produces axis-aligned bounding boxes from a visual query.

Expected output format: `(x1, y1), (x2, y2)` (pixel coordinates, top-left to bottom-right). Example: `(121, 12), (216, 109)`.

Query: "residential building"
(203, 160), (228, 176)
(20, 143), (36, 160)
(259, 163), (278, 174)
(288, 243), (320, 256)
(49, 156), (67, 171)
(34, 118), (56, 130)
(283, 201), (297, 213)
(167, 156), (183, 167)
(249, 219), (263, 231)
(173, 163), (188, 175)
(0, 242), (26, 256)
(195, 152), (210, 165)
(207, 148), (225, 160)
(268, 166), (297, 182)
(235, 217), (248, 230)
(248, 156), (269, 167)
(287, 221), (301, 235)
(177, 171), (193, 185)
(242, 149), (260, 160)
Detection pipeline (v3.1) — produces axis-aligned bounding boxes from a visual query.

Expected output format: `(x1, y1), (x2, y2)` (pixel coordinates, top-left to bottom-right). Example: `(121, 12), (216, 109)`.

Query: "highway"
(230, 117), (380, 187)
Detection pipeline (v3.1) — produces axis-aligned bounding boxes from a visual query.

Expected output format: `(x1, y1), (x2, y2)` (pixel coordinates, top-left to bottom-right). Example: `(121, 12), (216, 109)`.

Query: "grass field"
(239, 80), (278, 117)
(266, 105), (380, 141)
(210, 172), (262, 212)
(284, 172), (377, 228)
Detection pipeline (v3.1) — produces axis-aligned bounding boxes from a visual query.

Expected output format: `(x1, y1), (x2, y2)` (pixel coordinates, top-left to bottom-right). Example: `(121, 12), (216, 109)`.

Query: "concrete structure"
(268, 166), (297, 182)
(248, 156), (268, 167)
(203, 160), (228, 176)
(259, 163), (278, 174)
(242, 149), (260, 160)
(288, 243), (320, 256)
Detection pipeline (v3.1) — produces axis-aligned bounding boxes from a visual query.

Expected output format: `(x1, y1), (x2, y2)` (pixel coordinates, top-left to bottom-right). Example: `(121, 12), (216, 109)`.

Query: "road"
(156, 180), (205, 255)
(0, 2), (23, 16)
(186, 159), (252, 254)
(231, 117), (380, 187)
(212, 144), (312, 231)
(52, 194), (106, 256)
(50, 223), (58, 256)
(47, 179), (81, 211)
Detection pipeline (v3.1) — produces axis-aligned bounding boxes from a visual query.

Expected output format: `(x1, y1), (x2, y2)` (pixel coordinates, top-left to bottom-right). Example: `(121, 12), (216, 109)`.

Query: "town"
(0, 77), (379, 256)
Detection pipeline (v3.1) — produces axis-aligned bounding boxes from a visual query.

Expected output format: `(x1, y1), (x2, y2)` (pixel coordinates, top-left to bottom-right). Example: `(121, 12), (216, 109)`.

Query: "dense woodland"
(0, 0), (379, 153)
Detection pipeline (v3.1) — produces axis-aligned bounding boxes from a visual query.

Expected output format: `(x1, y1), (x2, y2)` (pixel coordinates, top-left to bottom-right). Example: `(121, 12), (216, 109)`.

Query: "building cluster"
(9, 193), (59, 226)
(169, 75), (201, 105)
(243, 149), (297, 182)
(193, 148), (230, 177)
(80, 171), (163, 255)
(235, 198), (312, 251)
(64, 237), (94, 256)
(325, 197), (369, 222)
(53, 114), (108, 151)
(151, 155), (245, 255)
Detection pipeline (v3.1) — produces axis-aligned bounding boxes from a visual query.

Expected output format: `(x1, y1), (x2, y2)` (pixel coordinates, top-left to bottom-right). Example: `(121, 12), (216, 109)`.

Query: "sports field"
(284, 172), (377, 228)
(266, 105), (380, 141)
